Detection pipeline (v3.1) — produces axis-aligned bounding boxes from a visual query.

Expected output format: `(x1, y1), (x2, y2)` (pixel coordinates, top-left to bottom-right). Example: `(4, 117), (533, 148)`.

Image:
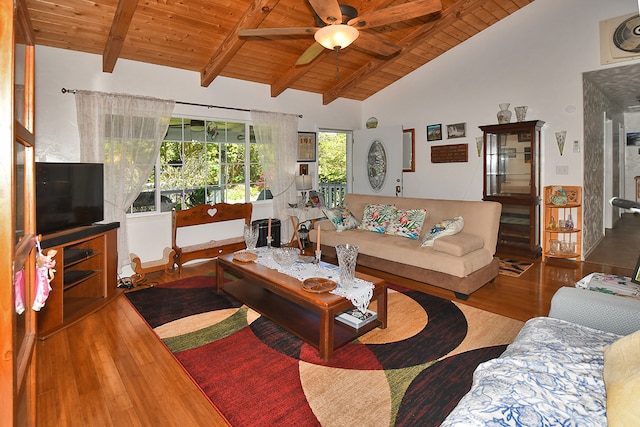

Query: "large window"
(129, 117), (268, 213)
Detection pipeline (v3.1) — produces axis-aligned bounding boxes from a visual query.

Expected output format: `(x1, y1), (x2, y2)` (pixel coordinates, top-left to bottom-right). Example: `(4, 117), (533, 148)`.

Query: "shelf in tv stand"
(37, 223), (120, 339)
(63, 269), (100, 290)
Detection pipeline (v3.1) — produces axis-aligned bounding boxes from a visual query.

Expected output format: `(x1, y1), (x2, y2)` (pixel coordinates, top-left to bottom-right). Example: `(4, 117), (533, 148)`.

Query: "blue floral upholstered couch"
(441, 285), (640, 426)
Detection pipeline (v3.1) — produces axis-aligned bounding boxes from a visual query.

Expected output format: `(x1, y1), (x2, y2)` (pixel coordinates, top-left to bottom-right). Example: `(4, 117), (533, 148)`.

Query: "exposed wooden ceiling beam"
(270, 49), (329, 97)
(200, 0), (281, 87)
(103, 0), (139, 73)
(16, 0), (35, 46)
(322, 0), (484, 104)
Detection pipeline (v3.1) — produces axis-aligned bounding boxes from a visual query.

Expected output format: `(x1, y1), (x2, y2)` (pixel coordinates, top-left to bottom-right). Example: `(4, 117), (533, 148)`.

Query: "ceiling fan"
(239, 0), (442, 65)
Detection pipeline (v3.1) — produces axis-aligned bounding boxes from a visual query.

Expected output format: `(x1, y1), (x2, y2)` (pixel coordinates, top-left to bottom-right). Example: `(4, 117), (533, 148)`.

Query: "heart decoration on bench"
(207, 207), (218, 217)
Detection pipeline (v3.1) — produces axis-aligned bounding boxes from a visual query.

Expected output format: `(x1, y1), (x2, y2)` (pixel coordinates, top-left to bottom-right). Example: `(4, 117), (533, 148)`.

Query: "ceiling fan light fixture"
(314, 24), (359, 50)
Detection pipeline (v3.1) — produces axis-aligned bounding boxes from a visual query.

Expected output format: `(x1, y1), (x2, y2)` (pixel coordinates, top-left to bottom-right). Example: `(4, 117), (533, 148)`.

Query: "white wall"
(35, 47), (362, 274)
(36, 46), (362, 160)
(361, 0), (640, 201)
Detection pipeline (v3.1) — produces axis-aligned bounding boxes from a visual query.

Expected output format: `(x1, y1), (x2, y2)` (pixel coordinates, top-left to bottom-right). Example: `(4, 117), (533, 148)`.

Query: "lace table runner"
(250, 248), (374, 313)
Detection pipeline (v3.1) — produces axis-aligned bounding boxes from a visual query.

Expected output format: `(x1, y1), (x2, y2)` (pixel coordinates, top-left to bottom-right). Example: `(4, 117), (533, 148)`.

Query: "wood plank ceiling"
(25, 0), (533, 104)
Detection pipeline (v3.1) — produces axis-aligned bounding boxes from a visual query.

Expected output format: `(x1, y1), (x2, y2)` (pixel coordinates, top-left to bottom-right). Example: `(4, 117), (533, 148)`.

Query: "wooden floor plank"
(36, 253), (633, 426)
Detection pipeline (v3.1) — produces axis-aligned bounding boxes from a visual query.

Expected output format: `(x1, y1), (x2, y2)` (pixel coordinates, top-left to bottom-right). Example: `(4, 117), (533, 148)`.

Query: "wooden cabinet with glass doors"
(480, 120), (545, 259)
(542, 186), (582, 262)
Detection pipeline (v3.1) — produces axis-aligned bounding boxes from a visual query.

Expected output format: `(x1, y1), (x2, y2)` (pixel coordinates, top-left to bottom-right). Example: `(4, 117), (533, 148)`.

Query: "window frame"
(127, 116), (267, 216)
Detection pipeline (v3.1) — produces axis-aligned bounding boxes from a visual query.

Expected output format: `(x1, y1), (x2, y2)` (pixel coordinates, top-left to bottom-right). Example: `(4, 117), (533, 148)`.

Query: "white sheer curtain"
(251, 110), (299, 244)
(75, 91), (175, 271)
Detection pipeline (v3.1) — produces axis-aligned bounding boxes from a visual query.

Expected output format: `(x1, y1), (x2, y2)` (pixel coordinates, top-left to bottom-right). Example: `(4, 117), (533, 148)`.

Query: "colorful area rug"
(125, 275), (523, 426)
(498, 257), (534, 277)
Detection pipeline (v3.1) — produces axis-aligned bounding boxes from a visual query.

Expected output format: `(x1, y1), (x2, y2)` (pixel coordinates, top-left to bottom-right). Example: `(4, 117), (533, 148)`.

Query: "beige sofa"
(309, 194), (502, 299)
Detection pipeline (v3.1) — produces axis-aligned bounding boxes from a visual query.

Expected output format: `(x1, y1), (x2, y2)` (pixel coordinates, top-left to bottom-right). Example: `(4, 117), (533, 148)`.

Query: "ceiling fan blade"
(296, 42), (325, 65)
(308, 0), (343, 25)
(348, 0), (442, 30)
(238, 27), (318, 38)
(353, 32), (401, 57)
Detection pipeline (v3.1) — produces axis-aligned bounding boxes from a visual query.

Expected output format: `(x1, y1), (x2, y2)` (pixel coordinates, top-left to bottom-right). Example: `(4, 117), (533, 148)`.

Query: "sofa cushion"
(604, 329), (640, 426)
(420, 216), (464, 247)
(340, 193), (502, 255)
(358, 203), (395, 233)
(315, 228), (492, 278)
(442, 317), (622, 427)
(384, 208), (427, 240)
(322, 206), (360, 232)
(432, 232), (484, 256)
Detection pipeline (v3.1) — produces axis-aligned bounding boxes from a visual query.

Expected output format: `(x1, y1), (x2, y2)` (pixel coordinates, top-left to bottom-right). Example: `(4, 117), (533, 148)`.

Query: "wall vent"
(600, 13), (640, 65)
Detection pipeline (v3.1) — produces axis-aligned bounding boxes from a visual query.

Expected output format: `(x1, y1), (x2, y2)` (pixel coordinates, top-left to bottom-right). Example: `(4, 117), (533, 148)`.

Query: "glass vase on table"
(243, 224), (259, 250)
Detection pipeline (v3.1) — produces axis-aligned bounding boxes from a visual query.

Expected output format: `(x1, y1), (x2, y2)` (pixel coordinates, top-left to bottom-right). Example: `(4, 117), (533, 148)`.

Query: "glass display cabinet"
(480, 120), (545, 259)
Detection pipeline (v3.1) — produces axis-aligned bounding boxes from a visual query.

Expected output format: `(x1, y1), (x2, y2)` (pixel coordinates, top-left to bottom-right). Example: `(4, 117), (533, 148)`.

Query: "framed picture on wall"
(298, 132), (316, 162)
(627, 132), (640, 146)
(427, 124), (442, 141)
(446, 122), (466, 139)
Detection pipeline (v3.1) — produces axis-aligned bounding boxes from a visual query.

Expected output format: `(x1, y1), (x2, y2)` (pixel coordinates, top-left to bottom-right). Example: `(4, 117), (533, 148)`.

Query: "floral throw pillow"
(420, 216), (464, 247)
(322, 206), (360, 232)
(385, 208), (428, 239)
(358, 203), (396, 233)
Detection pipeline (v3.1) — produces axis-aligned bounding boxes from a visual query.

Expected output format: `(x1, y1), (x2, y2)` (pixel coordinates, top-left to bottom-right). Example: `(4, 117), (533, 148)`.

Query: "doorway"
(318, 129), (350, 207)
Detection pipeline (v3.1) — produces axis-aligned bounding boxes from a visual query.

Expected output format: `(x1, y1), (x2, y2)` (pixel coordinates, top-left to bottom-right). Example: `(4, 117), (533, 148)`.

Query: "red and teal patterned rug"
(125, 275), (522, 426)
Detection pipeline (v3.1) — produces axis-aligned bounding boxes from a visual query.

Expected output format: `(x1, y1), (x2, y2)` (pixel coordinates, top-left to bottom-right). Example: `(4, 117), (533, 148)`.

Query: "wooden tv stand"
(37, 223), (120, 338)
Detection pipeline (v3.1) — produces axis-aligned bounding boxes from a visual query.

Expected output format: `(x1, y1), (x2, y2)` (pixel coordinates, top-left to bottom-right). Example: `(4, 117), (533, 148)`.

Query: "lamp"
(314, 24), (359, 51)
(295, 175), (313, 206)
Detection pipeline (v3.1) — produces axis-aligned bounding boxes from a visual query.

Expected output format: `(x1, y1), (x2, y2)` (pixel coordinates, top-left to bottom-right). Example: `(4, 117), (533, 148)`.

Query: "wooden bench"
(172, 202), (253, 274)
(130, 247), (176, 285)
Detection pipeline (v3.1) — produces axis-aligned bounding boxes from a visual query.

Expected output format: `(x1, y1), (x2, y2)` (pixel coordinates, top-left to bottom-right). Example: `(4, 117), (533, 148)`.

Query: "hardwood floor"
(36, 256), (633, 426)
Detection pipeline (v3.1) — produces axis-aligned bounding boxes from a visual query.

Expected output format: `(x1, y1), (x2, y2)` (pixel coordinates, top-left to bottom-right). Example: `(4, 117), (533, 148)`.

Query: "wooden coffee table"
(216, 253), (387, 361)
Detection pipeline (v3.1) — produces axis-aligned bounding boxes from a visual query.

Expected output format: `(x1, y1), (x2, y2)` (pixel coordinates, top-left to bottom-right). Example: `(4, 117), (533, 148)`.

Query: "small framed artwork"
(505, 148), (516, 158)
(297, 132), (316, 162)
(299, 164), (309, 175)
(427, 124), (442, 141)
(524, 147), (532, 163)
(308, 190), (324, 208)
(518, 132), (532, 142)
(446, 123), (466, 139)
(633, 254), (640, 284)
(627, 132), (640, 146)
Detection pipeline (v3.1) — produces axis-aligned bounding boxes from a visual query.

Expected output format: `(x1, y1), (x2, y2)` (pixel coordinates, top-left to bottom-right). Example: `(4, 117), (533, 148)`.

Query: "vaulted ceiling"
(25, 0), (533, 104)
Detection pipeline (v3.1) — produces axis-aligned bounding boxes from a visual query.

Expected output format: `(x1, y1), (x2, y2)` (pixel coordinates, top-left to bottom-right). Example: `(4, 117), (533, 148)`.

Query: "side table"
(285, 206), (325, 250)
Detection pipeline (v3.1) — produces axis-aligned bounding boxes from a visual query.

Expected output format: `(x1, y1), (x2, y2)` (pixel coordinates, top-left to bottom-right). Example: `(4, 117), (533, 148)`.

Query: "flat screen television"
(35, 162), (105, 235)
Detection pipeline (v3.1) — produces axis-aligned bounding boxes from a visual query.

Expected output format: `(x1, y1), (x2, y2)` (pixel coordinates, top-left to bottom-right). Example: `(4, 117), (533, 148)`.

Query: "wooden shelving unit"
(542, 186), (582, 262)
(37, 223), (120, 338)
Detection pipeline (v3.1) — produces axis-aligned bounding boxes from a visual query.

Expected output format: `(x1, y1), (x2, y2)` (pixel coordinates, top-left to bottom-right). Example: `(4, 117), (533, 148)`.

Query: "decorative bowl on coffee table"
(272, 247), (300, 269)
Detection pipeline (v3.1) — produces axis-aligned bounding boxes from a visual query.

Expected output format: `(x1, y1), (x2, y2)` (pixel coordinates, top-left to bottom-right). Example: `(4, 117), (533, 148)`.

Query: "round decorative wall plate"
(367, 140), (387, 191)
(366, 117), (378, 129)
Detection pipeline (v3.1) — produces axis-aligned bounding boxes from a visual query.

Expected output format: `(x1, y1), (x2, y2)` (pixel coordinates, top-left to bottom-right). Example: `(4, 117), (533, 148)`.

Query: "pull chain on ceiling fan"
(238, 0), (443, 66)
